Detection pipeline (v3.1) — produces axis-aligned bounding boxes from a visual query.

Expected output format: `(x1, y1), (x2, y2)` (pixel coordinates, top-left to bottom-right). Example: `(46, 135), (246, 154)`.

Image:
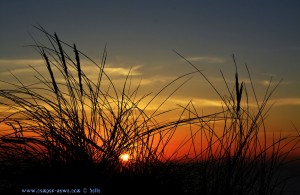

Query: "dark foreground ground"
(0, 160), (184, 194)
(277, 161), (300, 195)
(1, 160), (300, 194)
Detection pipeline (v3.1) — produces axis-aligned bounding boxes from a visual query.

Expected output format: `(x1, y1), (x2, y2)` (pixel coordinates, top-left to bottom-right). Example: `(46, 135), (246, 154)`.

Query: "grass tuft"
(0, 26), (299, 194)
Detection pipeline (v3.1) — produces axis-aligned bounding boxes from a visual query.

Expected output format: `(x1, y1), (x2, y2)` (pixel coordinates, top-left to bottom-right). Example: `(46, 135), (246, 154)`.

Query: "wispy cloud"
(128, 97), (224, 113)
(143, 96), (224, 110)
(260, 80), (290, 87)
(0, 59), (44, 66)
(181, 56), (225, 64)
(0, 59), (44, 76)
(0, 58), (143, 77)
(270, 98), (300, 107)
(173, 97), (223, 107)
(104, 65), (143, 76)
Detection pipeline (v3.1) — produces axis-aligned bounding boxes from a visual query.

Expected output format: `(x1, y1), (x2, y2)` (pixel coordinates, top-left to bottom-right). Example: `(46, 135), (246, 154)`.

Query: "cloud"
(173, 97), (223, 107)
(0, 59), (44, 66)
(161, 96), (300, 110)
(260, 80), (290, 87)
(0, 58), (144, 77)
(104, 65), (143, 76)
(143, 96), (224, 110)
(182, 56), (225, 64)
(270, 98), (300, 107)
(137, 75), (180, 85)
(0, 59), (44, 75)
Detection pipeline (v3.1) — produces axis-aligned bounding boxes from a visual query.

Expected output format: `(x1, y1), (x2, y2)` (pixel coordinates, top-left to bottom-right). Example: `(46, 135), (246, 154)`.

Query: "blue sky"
(0, 0), (300, 132)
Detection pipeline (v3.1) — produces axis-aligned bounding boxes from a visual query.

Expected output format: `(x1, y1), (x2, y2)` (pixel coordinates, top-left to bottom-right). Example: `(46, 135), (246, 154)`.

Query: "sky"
(0, 0), (300, 140)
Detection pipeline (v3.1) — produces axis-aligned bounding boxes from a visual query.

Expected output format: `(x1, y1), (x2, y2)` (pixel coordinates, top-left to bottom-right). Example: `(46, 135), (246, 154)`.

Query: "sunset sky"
(0, 0), (300, 139)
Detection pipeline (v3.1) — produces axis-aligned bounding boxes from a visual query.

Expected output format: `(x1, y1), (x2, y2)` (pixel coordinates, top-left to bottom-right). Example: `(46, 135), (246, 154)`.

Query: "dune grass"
(0, 26), (299, 194)
(173, 52), (300, 195)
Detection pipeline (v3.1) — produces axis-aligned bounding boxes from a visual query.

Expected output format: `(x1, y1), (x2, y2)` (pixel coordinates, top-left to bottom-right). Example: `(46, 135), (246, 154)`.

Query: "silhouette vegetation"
(0, 26), (299, 194)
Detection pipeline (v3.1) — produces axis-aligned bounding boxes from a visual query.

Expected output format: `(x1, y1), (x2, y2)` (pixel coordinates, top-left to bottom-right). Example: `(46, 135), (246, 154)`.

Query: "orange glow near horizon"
(1, 121), (300, 162)
(1, 108), (300, 162)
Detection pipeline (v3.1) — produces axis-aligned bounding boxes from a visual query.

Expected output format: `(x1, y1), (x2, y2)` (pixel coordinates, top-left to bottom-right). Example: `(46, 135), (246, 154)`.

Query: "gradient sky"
(0, 0), (300, 137)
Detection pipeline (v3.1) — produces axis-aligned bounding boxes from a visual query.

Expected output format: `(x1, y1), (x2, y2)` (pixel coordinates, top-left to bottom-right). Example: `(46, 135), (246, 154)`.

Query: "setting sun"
(119, 153), (130, 162)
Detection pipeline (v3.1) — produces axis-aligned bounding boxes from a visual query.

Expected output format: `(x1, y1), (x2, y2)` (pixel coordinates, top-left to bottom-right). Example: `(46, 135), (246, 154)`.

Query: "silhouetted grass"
(0, 26), (299, 194)
(0, 25), (200, 194)
(172, 51), (300, 195)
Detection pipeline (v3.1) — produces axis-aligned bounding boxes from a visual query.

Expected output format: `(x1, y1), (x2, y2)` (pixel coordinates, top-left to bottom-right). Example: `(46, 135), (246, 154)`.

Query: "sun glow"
(119, 153), (130, 162)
